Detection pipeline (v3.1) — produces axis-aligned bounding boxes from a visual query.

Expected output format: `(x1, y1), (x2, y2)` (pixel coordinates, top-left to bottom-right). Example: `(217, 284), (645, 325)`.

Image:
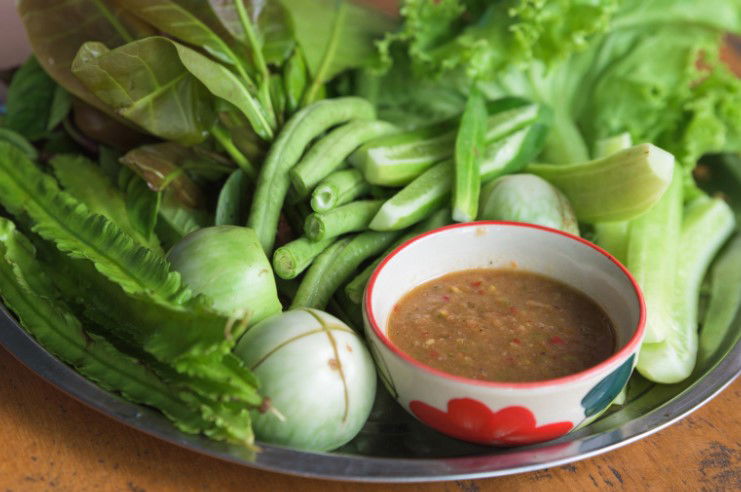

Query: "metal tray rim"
(1, 303), (739, 483)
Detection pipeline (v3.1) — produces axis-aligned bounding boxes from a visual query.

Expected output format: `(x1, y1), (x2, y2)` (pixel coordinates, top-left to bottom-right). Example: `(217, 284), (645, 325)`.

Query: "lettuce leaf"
(384, 0), (741, 167)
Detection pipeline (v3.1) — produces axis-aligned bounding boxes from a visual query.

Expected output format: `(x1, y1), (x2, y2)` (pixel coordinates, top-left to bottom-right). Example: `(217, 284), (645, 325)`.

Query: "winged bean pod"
(289, 120), (399, 197)
(247, 97), (376, 253)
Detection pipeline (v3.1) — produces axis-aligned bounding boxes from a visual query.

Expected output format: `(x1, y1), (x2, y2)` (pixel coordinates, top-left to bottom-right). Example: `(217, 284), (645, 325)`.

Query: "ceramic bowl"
(363, 221), (646, 446)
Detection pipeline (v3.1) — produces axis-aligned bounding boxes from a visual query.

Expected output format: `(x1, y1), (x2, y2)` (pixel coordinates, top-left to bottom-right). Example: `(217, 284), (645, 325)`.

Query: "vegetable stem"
(210, 125), (256, 178)
(311, 169), (370, 213)
(302, 2), (348, 105)
(273, 237), (335, 280)
(234, 0), (275, 129)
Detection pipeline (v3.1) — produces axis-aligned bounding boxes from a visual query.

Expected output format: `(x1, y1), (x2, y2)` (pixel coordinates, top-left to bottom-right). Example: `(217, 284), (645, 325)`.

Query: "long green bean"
(345, 208), (451, 303)
(311, 169), (370, 212)
(369, 123), (545, 231)
(291, 231), (400, 309)
(350, 100), (540, 186)
(305, 200), (383, 241)
(273, 236), (336, 280)
(289, 120), (398, 197)
(247, 97), (375, 253)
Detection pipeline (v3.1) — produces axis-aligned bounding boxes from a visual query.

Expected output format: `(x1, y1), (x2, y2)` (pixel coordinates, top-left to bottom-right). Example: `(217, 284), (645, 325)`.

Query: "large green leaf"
(17, 0), (153, 115)
(72, 37), (274, 141)
(279, 0), (395, 79)
(71, 39), (215, 145)
(50, 154), (162, 252)
(120, 0), (246, 67)
(0, 142), (190, 306)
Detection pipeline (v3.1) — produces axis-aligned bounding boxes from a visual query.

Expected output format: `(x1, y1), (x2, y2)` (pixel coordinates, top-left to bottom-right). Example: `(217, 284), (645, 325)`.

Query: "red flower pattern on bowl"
(410, 398), (574, 446)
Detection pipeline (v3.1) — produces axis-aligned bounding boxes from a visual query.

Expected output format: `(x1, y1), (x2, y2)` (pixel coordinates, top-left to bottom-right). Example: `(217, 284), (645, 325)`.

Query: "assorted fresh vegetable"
(0, 0), (739, 452)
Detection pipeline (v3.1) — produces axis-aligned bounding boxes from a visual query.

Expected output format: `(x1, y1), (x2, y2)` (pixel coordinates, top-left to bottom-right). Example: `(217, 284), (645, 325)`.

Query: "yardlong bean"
(291, 231), (400, 309)
(247, 97), (375, 253)
(273, 236), (335, 280)
(290, 120), (398, 197)
(311, 169), (370, 212)
(305, 199), (383, 241)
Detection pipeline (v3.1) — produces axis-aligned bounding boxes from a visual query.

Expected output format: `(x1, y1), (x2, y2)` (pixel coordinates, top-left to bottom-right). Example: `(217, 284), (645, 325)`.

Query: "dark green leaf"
(18, 0), (154, 116)
(47, 86), (73, 131)
(5, 56), (56, 140)
(71, 39), (215, 145)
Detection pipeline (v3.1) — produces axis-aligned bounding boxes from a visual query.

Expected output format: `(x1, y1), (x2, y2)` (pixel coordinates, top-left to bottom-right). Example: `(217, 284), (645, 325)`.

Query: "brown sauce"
(387, 269), (615, 383)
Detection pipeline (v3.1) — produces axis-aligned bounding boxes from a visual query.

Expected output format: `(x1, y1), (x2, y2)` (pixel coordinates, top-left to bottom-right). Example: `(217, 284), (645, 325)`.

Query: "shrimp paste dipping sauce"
(387, 268), (616, 383)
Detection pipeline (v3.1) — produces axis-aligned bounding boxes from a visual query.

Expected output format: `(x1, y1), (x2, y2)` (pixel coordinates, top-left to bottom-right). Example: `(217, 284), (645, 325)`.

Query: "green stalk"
(626, 168), (683, 344)
(527, 144), (675, 223)
(302, 2), (347, 105)
(234, 0), (275, 128)
(592, 133), (633, 262)
(210, 125), (256, 178)
(637, 196), (735, 383)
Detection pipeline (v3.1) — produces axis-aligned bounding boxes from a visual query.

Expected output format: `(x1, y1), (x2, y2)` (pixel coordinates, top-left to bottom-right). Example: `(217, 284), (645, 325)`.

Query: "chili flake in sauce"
(387, 269), (615, 383)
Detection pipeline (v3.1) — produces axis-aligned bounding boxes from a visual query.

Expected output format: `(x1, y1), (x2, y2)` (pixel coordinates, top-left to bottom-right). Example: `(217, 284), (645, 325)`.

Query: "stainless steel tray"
(1, 302), (739, 483)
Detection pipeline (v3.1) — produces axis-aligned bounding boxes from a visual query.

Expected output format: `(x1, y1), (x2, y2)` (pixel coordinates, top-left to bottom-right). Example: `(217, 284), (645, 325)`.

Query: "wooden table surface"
(0, 344), (738, 491)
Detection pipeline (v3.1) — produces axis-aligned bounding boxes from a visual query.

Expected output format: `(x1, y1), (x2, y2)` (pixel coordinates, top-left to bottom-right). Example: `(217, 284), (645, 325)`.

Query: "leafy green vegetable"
(0, 128), (38, 160)
(0, 217), (210, 435)
(17, 0), (153, 116)
(71, 38), (216, 145)
(50, 154), (162, 252)
(279, 0), (395, 80)
(4, 56), (57, 140)
(0, 142), (189, 305)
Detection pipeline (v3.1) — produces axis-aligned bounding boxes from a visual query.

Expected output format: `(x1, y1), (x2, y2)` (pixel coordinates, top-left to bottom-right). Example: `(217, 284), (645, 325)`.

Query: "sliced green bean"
(311, 169), (370, 212)
(304, 199), (383, 241)
(350, 100), (540, 187)
(345, 208), (451, 303)
(273, 236), (335, 280)
(291, 231), (400, 309)
(370, 123), (548, 231)
(289, 120), (398, 197)
(452, 88), (487, 222)
(247, 97), (375, 253)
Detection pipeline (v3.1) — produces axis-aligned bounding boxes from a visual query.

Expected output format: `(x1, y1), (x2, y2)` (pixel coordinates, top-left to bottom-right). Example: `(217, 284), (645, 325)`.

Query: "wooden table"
(0, 345), (738, 491)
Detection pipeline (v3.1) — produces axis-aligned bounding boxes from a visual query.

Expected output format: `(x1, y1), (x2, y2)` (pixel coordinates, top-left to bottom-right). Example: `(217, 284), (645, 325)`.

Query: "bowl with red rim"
(363, 221), (646, 446)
